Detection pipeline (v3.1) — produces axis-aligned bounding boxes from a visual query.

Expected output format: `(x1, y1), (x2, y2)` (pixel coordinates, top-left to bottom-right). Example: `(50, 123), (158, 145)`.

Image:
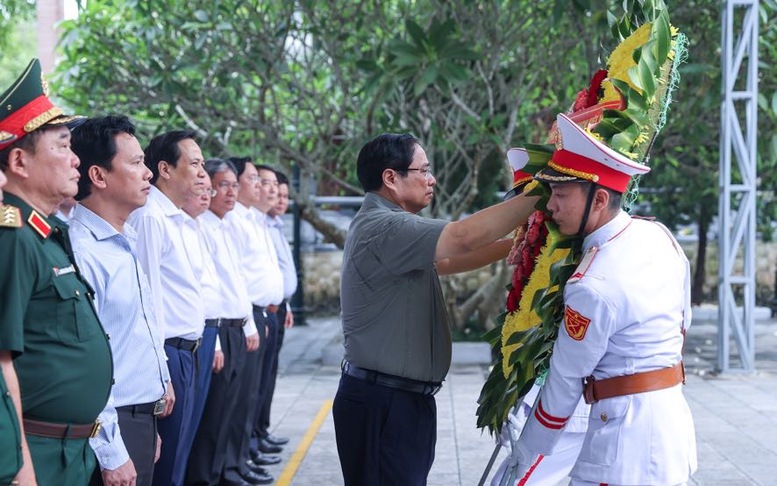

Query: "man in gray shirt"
(335, 133), (538, 485)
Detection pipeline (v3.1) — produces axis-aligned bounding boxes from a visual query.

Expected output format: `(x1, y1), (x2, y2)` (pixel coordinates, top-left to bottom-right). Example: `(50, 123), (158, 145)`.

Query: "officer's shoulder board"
(0, 205), (22, 229)
(567, 246), (598, 284)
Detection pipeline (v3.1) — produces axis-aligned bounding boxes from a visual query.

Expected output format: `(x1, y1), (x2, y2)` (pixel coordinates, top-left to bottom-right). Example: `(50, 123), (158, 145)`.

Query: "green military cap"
(0, 58), (83, 150)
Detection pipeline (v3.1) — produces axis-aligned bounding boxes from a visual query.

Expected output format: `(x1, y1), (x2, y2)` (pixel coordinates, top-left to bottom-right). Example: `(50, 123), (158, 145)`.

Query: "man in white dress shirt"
(510, 114), (697, 486)
(221, 157), (284, 484)
(70, 115), (173, 486)
(187, 159), (270, 486)
(127, 130), (208, 486)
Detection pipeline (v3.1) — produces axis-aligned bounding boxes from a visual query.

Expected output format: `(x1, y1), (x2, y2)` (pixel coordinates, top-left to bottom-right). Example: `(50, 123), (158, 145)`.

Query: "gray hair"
(204, 158), (237, 178)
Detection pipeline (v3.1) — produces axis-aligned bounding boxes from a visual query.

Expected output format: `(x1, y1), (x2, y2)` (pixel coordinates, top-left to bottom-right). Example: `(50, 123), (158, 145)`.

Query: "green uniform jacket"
(0, 193), (112, 483)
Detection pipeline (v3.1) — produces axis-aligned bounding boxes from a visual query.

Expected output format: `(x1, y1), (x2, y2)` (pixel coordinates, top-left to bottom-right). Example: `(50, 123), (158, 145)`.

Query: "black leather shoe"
(250, 450), (282, 465)
(241, 469), (273, 485)
(246, 460), (271, 475)
(257, 437), (282, 454)
(265, 433), (289, 445)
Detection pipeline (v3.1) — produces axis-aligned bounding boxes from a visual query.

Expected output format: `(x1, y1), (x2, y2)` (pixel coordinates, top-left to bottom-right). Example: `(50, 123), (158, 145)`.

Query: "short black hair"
(604, 186), (623, 211)
(356, 133), (419, 192)
(254, 163), (276, 175)
(144, 130), (196, 184)
(71, 115), (137, 201)
(275, 170), (289, 186)
(227, 156), (253, 177)
(204, 158), (237, 178)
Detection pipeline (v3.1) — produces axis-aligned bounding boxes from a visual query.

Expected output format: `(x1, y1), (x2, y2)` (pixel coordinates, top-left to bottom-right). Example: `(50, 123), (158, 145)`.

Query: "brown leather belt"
(583, 362), (685, 404)
(23, 418), (102, 439)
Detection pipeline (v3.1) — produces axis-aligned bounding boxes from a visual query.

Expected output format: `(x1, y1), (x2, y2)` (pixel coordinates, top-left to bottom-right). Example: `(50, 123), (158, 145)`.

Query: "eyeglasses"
(259, 179), (279, 188)
(404, 167), (434, 180)
(217, 181), (240, 191)
(206, 189), (218, 197)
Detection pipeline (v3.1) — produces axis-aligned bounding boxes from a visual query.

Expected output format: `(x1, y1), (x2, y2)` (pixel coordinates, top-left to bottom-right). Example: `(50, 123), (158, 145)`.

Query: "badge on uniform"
(0, 205), (22, 228)
(564, 305), (591, 341)
(53, 264), (76, 277)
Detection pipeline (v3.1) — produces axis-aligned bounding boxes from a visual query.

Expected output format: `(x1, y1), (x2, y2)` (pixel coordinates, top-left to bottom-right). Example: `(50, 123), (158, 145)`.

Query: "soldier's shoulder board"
(0, 205), (22, 229)
(567, 246), (598, 284)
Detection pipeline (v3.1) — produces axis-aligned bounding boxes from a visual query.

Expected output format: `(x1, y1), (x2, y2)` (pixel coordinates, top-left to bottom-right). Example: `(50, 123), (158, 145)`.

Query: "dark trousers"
(253, 311), (280, 441)
(152, 345), (196, 486)
(221, 308), (269, 484)
(181, 325), (218, 461)
(333, 373), (437, 486)
(186, 325), (248, 485)
(90, 407), (158, 486)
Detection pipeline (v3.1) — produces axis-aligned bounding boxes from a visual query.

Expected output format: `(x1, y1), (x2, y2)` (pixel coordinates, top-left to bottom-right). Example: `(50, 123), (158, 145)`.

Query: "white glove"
(507, 440), (538, 479)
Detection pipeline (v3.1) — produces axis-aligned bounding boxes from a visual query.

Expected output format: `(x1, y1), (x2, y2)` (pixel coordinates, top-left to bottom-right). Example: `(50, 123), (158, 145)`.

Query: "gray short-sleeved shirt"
(340, 192), (451, 382)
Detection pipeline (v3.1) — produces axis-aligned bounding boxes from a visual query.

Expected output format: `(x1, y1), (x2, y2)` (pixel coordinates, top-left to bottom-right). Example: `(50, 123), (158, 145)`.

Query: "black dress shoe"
(257, 437), (282, 454)
(246, 460), (270, 475)
(265, 433), (289, 445)
(250, 450), (282, 465)
(241, 469), (273, 485)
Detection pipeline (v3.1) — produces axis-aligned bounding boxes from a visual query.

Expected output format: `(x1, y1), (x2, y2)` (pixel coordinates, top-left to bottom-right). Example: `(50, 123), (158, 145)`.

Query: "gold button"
(600, 413), (608, 422)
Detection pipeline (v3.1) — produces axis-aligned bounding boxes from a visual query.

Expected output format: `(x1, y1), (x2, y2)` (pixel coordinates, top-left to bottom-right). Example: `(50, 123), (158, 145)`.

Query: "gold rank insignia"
(0, 205), (22, 228)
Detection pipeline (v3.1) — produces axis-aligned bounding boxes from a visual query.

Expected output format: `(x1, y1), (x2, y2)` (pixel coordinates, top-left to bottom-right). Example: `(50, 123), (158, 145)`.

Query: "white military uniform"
(517, 211), (697, 485)
(492, 383), (589, 486)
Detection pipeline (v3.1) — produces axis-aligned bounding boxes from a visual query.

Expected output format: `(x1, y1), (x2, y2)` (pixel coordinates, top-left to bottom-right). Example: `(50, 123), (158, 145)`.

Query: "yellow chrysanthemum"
(501, 245), (571, 378)
(607, 22), (653, 93)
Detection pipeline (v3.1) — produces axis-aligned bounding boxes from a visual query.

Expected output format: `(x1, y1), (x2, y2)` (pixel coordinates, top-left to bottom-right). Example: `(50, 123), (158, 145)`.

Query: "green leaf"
(194, 10), (208, 22)
(405, 19), (427, 49)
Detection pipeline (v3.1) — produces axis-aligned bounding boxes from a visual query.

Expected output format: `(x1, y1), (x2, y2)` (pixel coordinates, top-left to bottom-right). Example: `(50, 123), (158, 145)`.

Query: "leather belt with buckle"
(341, 361), (442, 396)
(583, 362), (685, 404)
(205, 317), (247, 328)
(23, 418), (102, 439)
(117, 398), (167, 416)
(164, 337), (201, 353)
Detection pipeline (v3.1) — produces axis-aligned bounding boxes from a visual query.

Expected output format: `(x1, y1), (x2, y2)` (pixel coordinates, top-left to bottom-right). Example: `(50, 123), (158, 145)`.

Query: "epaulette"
(567, 246), (598, 284)
(0, 205), (22, 228)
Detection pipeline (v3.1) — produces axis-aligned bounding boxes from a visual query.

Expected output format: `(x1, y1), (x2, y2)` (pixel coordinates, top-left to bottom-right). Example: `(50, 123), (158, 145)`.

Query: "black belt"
(205, 317), (247, 328)
(341, 361), (442, 396)
(164, 337), (201, 352)
(117, 398), (166, 416)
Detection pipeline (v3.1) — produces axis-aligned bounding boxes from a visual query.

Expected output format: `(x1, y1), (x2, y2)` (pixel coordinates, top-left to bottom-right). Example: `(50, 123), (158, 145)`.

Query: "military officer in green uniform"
(0, 59), (113, 486)
(0, 129), (28, 486)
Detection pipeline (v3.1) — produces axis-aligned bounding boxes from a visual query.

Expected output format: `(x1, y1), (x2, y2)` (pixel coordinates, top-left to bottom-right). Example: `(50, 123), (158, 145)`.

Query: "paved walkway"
(259, 314), (777, 485)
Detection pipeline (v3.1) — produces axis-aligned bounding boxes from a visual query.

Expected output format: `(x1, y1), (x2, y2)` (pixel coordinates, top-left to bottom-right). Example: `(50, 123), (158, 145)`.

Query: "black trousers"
(221, 307), (269, 484)
(89, 406), (157, 486)
(186, 325), (248, 485)
(253, 310), (280, 440)
(332, 373), (437, 486)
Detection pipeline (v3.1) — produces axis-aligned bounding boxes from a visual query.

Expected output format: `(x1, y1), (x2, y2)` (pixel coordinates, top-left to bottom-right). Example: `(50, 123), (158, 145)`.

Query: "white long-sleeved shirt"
(199, 210), (257, 336)
(229, 202), (283, 307)
(127, 186), (205, 340)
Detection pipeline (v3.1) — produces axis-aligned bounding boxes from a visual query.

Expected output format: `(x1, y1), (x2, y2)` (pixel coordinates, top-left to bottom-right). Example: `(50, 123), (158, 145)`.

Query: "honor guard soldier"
(0, 59), (113, 485)
(508, 114), (697, 486)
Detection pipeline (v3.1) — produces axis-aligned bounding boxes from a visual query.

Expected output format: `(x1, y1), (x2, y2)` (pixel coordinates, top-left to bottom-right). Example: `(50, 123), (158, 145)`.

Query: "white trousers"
(491, 431), (586, 486)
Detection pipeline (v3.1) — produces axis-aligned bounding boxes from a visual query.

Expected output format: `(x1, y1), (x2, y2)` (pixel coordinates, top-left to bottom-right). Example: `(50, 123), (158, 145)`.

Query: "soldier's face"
(547, 182), (588, 235)
(103, 132), (151, 211)
(28, 126), (81, 202)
